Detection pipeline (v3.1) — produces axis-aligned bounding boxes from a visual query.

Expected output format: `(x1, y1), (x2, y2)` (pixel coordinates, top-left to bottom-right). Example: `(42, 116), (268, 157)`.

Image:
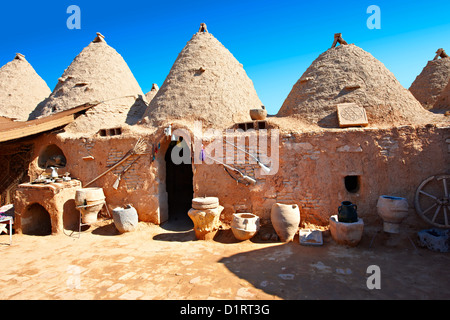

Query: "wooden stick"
(85, 139), (147, 187)
(84, 154), (135, 187)
(112, 155), (141, 189)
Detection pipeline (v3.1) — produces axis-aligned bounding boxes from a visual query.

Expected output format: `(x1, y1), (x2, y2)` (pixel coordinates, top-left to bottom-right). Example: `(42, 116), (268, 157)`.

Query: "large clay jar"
(75, 187), (105, 224)
(112, 204), (138, 233)
(376, 195), (408, 233)
(231, 213), (260, 241)
(271, 203), (300, 242)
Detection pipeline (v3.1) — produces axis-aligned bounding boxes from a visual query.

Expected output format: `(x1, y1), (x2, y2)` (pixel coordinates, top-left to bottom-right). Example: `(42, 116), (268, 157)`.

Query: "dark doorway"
(164, 138), (194, 230)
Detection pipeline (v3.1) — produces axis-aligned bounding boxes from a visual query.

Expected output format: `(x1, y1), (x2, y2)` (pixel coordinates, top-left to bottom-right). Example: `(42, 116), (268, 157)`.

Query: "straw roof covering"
(409, 56), (450, 109)
(143, 25), (263, 128)
(30, 33), (147, 135)
(0, 53), (51, 121)
(432, 79), (450, 111)
(277, 43), (434, 128)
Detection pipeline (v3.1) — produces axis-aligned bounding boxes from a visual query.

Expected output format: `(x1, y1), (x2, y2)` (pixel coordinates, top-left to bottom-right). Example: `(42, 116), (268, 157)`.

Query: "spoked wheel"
(415, 174), (450, 229)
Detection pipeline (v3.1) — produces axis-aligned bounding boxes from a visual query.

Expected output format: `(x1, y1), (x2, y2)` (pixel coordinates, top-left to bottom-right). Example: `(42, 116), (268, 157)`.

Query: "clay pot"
(231, 213), (260, 241)
(329, 215), (364, 247)
(250, 109), (267, 120)
(271, 203), (300, 242)
(376, 195), (408, 233)
(112, 204), (138, 233)
(75, 187), (105, 206)
(338, 201), (358, 223)
(75, 187), (105, 224)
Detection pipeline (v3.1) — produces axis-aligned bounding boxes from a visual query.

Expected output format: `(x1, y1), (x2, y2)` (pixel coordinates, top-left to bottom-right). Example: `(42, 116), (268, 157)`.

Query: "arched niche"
(22, 203), (52, 235)
(37, 144), (67, 169)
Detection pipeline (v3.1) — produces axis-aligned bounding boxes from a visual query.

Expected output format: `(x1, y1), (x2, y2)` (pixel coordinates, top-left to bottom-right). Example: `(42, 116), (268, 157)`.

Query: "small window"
(98, 127), (122, 137)
(236, 121), (267, 131)
(345, 175), (360, 193)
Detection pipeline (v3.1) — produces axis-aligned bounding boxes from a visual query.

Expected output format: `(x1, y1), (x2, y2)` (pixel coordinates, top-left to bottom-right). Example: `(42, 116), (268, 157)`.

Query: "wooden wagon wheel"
(415, 174), (450, 228)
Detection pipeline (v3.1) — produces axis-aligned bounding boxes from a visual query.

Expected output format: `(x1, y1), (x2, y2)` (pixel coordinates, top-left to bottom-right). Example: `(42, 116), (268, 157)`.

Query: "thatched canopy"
(409, 52), (450, 109)
(143, 24), (263, 128)
(30, 33), (147, 135)
(0, 53), (51, 121)
(277, 43), (435, 128)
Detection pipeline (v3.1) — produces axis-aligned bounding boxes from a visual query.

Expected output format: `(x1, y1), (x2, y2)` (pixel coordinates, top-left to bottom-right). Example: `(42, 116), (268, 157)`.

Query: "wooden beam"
(0, 103), (96, 143)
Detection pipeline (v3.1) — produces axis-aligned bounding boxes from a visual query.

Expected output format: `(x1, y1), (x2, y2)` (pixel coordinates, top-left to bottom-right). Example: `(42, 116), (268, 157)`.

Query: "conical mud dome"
(409, 48), (450, 109)
(0, 53), (51, 121)
(30, 33), (147, 134)
(143, 24), (263, 128)
(278, 41), (433, 128)
(145, 83), (159, 103)
(432, 79), (450, 112)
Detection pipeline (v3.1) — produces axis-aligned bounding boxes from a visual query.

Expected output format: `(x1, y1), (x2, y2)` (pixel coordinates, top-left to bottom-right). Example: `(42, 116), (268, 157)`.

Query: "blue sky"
(1, 1), (450, 115)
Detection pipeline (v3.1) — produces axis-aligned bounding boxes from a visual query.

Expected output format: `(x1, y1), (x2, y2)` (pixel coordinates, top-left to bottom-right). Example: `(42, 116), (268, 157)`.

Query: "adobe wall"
(194, 124), (450, 230)
(26, 130), (167, 225)
(23, 123), (449, 231)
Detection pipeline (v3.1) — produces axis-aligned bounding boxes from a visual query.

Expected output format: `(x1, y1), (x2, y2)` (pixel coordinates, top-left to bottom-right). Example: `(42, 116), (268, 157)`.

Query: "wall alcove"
(37, 144), (67, 169)
(22, 203), (52, 235)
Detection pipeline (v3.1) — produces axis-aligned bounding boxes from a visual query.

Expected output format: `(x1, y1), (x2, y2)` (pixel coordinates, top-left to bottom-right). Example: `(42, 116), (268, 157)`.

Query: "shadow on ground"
(218, 232), (450, 299)
(92, 223), (120, 236)
(153, 216), (195, 242)
(217, 239), (370, 299)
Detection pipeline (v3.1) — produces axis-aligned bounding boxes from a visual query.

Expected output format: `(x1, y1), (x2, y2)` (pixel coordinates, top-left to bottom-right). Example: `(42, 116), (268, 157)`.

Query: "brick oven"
(14, 180), (82, 235)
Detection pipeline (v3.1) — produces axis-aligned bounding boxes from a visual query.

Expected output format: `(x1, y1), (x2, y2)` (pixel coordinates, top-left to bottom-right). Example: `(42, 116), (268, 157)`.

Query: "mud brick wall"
(27, 132), (162, 224)
(105, 148), (143, 190)
(23, 123), (449, 230)
(194, 124), (450, 229)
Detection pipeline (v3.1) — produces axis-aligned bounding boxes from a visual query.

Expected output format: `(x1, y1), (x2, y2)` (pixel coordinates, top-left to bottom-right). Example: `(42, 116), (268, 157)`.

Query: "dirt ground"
(0, 218), (448, 301)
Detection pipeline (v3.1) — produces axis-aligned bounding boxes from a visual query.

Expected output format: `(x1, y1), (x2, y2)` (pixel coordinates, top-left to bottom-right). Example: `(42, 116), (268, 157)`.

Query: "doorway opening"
(164, 137), (194, 230)
(22, 203), (52, 235)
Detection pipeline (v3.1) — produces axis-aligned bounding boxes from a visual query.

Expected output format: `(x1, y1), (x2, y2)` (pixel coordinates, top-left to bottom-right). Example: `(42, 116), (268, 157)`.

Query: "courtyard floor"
(0, 218), (448, 301)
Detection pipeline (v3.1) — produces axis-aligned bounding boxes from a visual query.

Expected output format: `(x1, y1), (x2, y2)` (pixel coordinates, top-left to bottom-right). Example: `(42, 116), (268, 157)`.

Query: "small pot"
(231, 213), (260, 241)
(338, 201), (358, 223)
(250, 109), (267, 120)
(112, 204), (138, 233)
